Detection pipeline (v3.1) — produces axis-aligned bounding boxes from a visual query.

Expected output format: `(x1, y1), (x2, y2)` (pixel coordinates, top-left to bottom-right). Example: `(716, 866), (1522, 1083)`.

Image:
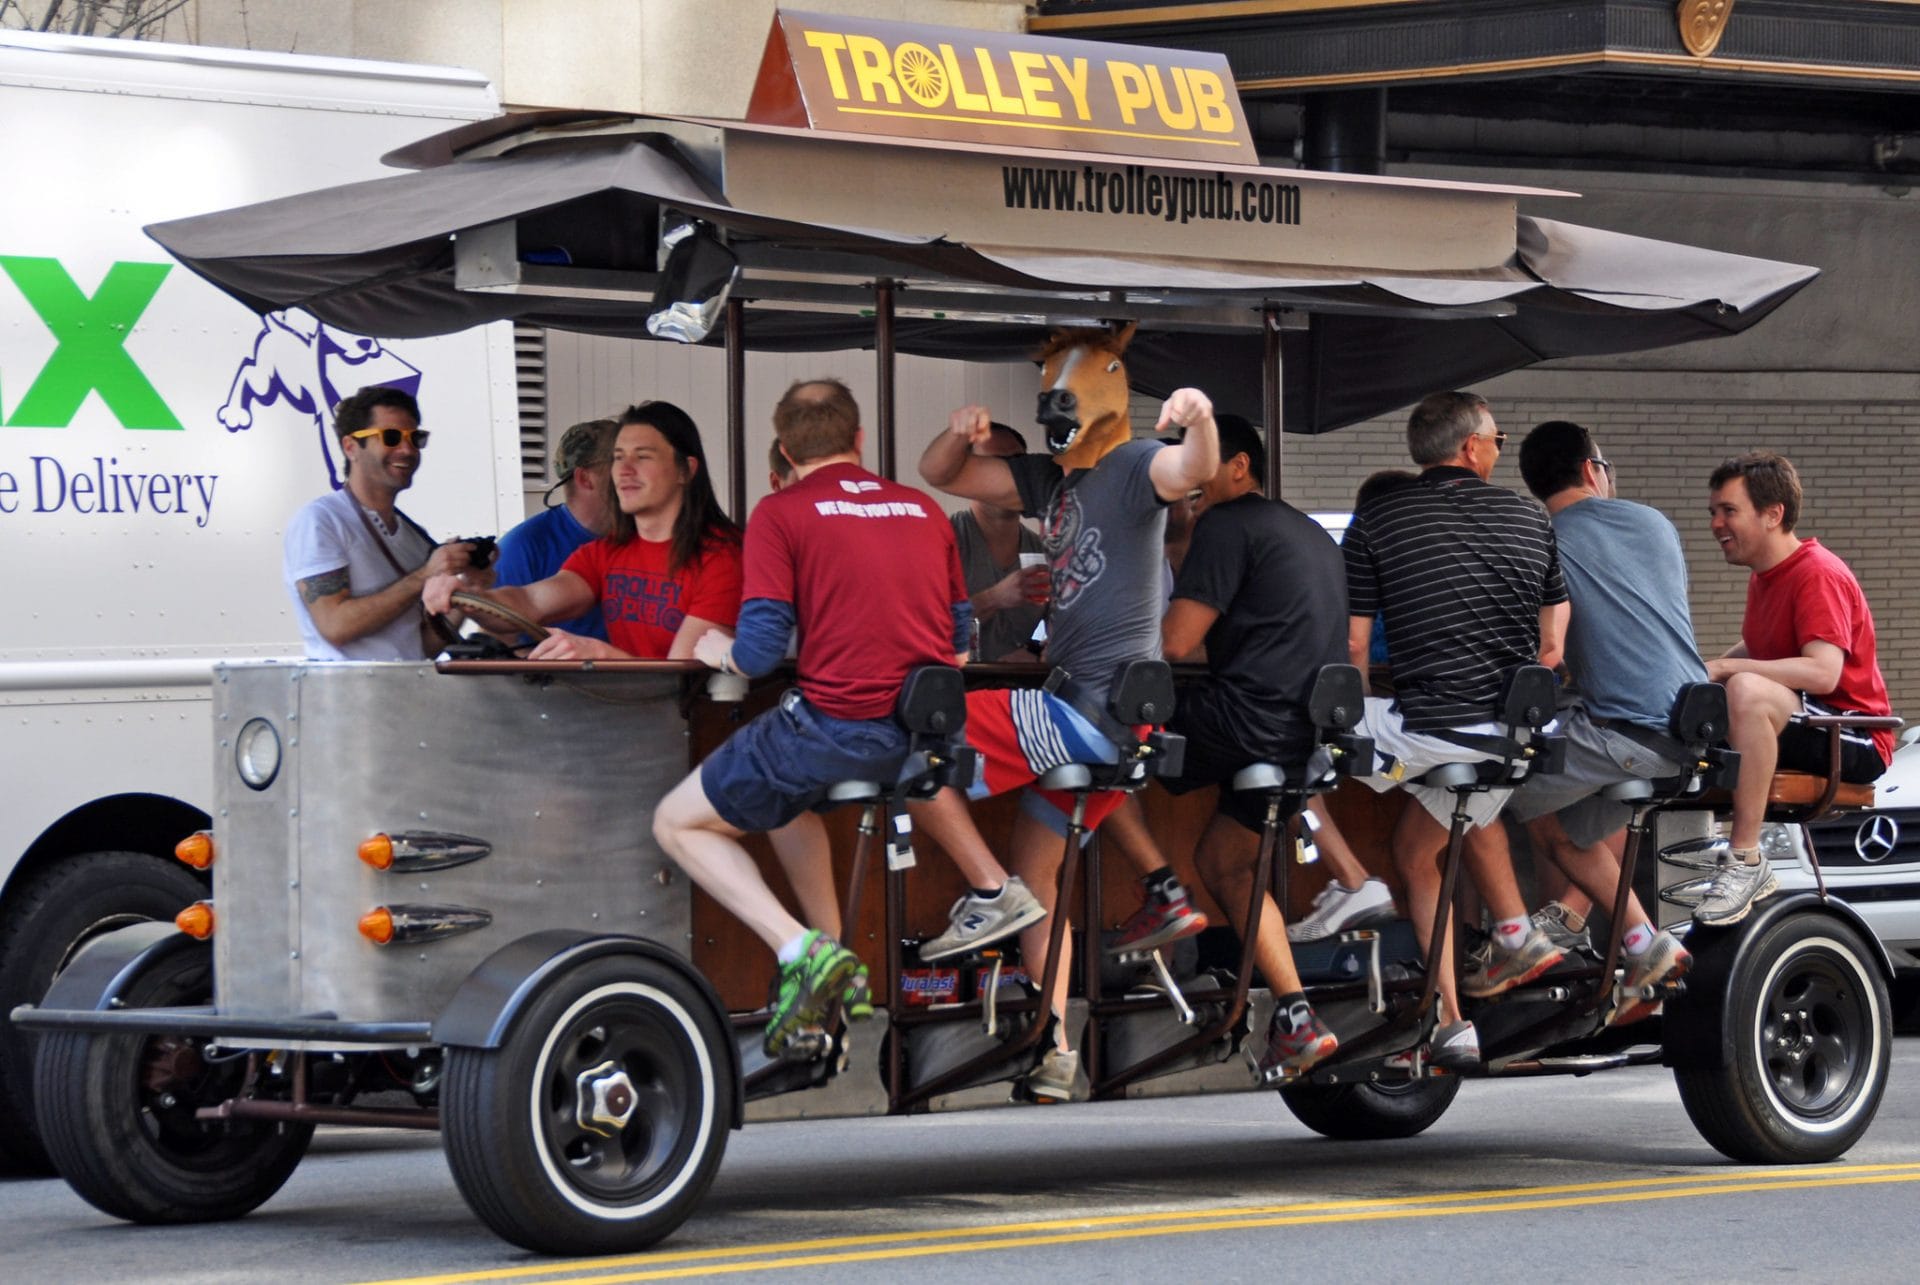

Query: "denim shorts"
(700, 688), (910, 833)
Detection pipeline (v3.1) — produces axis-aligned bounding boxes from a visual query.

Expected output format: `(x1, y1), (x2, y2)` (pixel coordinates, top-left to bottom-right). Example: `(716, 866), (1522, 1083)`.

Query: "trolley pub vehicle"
(10, 11), (1901, 1257)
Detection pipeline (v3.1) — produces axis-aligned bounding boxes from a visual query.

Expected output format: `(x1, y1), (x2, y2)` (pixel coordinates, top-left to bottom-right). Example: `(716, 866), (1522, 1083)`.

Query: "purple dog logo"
(218, 308), (421, 490)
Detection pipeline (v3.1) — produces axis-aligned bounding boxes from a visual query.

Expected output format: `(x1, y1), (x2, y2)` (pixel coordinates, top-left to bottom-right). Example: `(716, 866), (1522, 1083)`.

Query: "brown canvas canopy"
(145, 111), (1816, 436)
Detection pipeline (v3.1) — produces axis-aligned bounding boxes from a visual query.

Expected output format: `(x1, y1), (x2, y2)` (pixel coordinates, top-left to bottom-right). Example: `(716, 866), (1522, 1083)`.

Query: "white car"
(1770, 732), (1920, 1010)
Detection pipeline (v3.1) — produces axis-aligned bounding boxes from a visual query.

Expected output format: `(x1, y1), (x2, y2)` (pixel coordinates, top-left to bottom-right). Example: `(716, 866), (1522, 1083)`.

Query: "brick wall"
(1272, 397), (1920, 722)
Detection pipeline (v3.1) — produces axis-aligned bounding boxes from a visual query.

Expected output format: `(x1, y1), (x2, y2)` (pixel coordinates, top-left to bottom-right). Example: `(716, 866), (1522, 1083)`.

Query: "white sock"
(1622, 923), (1656, 956)
(1493, 917), (1529, 949)
(776, 932), (811, 964)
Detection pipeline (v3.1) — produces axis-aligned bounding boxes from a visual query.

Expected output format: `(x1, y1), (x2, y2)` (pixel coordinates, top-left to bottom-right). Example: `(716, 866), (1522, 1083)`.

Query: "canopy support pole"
(875, 278), (897, 480)
(725, 297), (747, 521)
(1262, 303), (1284, 498)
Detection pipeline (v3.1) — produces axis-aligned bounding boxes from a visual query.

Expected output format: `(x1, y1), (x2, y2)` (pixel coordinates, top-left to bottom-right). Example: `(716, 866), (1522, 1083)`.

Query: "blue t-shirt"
(494, 504), (608, 640)
(1551, 497), (1707, 730)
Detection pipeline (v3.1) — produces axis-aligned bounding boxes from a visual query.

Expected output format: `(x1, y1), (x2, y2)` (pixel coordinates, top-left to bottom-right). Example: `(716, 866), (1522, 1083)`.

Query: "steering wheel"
(449, 589), (550, 644)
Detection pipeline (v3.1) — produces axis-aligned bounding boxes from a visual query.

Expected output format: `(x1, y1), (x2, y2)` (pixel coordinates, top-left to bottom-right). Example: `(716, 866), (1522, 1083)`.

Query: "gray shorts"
(1506, 707), (1683, 848)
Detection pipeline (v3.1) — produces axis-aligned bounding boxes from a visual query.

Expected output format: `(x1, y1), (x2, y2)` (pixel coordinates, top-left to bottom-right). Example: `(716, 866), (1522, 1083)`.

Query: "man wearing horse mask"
(910, 322), (1220, 1102)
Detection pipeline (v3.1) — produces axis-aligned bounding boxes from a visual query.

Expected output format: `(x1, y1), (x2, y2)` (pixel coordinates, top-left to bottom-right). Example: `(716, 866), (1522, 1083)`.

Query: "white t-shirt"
(283, 488), (435, 661)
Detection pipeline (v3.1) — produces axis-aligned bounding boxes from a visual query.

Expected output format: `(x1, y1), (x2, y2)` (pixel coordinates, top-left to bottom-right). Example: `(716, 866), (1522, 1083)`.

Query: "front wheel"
(1675, 914), (1891, 1163)
(33, 939), (312, 1222)
(441, 954), (734, 1255)
(1280, 1075), (1461, 1140)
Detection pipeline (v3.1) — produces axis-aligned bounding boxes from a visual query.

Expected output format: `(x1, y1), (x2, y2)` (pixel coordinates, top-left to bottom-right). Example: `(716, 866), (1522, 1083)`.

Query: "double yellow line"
(361, 1162), (1920, 1285)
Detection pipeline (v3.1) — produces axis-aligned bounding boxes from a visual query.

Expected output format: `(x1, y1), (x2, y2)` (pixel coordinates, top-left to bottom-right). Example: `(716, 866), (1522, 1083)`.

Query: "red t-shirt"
(561, 533), (742, 658)
(1744, 538), (1893, 763)
(744, 462), (966, 719)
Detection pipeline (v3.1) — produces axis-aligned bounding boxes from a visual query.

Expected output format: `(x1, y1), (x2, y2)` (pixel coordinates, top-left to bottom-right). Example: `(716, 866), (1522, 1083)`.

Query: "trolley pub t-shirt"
(561, 534), (742, 658)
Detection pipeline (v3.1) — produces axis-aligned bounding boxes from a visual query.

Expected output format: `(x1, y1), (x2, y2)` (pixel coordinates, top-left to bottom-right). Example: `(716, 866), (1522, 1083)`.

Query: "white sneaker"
(1287, 878), (1395, 942)
(919, 876), (1048, 962)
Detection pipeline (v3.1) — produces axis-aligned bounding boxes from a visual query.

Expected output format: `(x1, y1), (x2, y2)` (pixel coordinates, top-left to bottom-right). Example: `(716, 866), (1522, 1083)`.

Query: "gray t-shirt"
(283, 488), (435, 661)
(1007, 437), (1167, 702)
(950, 509), (1046, 661)
(1552, 496), (1708, 730)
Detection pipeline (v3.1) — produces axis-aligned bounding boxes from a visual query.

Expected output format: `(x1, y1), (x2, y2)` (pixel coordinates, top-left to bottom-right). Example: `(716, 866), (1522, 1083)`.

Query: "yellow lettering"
(1187, 69), (1235, 133)
(803, 31), (852, 99)
(1046, 54), (1092, 121)
(973, 48), (1024, 114)
(893, 41), (948, 109)
(847, 34), (901, 104)
(1147, 65), (1196, 130)
(939, 42), (990, 112)
(1108, 60), (1151, 125)
(1008, 50), (1061, 119)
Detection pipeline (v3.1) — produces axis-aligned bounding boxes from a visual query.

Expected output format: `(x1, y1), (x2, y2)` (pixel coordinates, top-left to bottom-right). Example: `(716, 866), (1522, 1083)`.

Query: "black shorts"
(1777, 695), (1888, 784)
(1160, 687), (1313, 834)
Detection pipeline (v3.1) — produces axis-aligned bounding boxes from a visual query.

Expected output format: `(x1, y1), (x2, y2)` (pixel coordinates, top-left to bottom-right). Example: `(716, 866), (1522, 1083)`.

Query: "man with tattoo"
(283, 385), (482, 660)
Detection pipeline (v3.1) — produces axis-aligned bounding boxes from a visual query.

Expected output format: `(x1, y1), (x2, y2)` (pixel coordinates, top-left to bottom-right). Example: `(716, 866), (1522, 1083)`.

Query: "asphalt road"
(7, 1041), (1920, 1284)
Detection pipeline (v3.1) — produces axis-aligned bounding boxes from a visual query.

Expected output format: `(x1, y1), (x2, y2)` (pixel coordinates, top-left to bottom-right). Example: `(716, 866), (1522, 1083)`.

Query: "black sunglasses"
(1587, 457), (1613, 474)
(348, 426), (430, 449)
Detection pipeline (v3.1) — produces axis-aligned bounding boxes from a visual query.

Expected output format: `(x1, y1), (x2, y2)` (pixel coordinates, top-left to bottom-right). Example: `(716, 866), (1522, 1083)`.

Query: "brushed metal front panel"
(213, 662), (693, 1026)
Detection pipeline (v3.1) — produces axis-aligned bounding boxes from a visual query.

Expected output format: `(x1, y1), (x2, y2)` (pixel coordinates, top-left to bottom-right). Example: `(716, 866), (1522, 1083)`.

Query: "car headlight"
(235, 717), (281, 790)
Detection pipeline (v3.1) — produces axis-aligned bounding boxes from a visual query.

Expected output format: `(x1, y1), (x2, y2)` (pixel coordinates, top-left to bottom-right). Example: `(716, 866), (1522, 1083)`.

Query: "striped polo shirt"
(1343, 465), (1566, 732)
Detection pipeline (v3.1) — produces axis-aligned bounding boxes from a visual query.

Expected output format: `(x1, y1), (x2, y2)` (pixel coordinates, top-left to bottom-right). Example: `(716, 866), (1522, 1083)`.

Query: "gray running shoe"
(1531, 900), (1593, 955)
(1693, 859), (1779, 927)
(1287, 878), (1396, 943)
(1429, 1019), (1481, 1070)
(919, 875), (1048, 962)
(1461, 927), (1565, 998)
(1023, 1045), (1082, 1103)
(1609, 930), (1693, 1027)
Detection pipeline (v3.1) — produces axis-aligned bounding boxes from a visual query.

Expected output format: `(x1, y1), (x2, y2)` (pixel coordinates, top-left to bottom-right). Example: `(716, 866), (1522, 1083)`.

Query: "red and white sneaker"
(1107, 878), (1208, 956)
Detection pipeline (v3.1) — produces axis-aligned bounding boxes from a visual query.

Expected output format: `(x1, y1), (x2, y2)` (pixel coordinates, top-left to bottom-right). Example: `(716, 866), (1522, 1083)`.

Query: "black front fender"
(31, 921), (204, 1014)
(1662, 891), (1892, 1070)
(433, 929), (742, 1127)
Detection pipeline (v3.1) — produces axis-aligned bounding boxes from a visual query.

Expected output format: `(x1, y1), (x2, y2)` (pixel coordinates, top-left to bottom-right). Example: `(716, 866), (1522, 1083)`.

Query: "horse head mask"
(1035, 322), (1137, 471)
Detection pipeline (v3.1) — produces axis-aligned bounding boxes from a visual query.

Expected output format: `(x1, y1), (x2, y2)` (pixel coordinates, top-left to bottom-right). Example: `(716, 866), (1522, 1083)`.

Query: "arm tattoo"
(299, 568), (350, 604)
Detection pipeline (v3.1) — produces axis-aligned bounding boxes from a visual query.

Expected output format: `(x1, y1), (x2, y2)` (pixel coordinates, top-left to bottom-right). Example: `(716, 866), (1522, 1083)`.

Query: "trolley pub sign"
(746, 8), (1259, 163)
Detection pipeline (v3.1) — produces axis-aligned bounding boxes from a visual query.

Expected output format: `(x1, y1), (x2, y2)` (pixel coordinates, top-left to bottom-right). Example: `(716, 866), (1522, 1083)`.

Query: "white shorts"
(1356, 696), (1521, 830)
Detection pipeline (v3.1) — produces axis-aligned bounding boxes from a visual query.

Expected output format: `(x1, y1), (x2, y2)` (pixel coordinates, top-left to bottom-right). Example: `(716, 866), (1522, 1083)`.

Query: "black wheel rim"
(121, 956), (292, 1172)
(1759, 946), (1871, 1118)
(535, 991), (702, 1206)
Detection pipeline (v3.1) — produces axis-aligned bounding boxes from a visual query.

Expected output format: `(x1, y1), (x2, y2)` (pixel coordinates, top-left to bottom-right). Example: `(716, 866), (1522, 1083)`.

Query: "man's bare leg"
(1390, 801), (1464, 1026)
(1193, 813), (1302, 995)
(653, 774), (807, 952)
(1096, 794), (1168, 877)
(1462, 821), (1530, 924)
(904, 785), (1014, 890)
(766, 813), (841, 939)
(1010, 803), (1074, 1051)
(1724, 670), (1800, 851)
(1305, 796), (1373, 891)
(1524, 813), (1653, 936)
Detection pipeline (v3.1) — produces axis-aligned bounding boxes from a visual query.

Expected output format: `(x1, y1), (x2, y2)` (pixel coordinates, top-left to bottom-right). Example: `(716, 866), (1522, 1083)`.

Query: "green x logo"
(2, 256), (182, 430)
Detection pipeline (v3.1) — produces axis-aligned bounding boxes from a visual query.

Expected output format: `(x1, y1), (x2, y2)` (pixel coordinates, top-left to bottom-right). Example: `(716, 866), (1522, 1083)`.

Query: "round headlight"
(235, 717), (281, 790)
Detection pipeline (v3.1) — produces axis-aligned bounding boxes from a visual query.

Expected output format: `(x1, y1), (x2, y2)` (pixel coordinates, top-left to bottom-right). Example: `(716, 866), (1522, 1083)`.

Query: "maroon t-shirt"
(744, 462), (965, 719)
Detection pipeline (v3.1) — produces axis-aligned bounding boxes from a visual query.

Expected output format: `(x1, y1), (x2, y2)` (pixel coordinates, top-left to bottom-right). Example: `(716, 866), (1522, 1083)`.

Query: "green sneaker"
(764, 931), (863, 1058)
(843, 963), (874, 1021)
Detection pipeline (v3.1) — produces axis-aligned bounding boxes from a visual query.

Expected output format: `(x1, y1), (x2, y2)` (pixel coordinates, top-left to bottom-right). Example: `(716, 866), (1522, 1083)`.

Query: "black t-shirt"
(1171, 492), (1349, 756)
(1342, 465), (1566, 731)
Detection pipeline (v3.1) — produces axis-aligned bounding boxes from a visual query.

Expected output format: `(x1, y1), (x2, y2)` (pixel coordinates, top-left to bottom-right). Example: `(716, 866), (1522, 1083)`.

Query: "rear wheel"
(33, 938), (312, 1221)
(0, 851), (207, 1174)
(441, 954), (734, 1255)
(1280, 1075), (1461, 1140)
(1675, 915), (1890, 1163)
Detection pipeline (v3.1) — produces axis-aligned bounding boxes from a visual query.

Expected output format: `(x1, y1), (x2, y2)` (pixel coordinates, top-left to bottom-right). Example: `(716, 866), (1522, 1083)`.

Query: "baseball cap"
(542, 418), (617, 507)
